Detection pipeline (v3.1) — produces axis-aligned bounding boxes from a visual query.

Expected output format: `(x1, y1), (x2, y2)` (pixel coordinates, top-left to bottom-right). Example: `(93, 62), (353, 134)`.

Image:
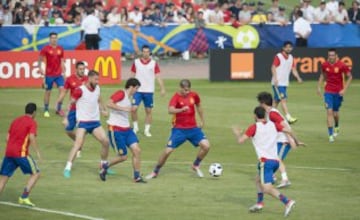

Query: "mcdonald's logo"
(94, 56), (118, 79)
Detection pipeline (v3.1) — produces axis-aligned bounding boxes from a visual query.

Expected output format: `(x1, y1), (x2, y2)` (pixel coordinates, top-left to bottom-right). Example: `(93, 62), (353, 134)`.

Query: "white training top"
(252, 121), (279, 160)
(107, 90), (131, 128)
(269, 107), (290, 143)
(133, 58), (157, 93)
(272, 52), (293, 86)
(76, 85), (100, 122)
(293, 17), (312, 39)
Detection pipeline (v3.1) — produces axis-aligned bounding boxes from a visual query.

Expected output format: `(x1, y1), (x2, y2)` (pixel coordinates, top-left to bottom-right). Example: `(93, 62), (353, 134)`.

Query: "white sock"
(65, 161), (72, 170)
(145, 124), (151, 132)
(133, 121), (139, 130)
(281, 172), (288, 181)
(285, 114), (291, 120)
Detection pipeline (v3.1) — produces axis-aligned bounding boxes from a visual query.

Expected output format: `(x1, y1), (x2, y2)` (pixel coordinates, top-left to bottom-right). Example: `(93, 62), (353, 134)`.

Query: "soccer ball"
(208, 163), (223, 177)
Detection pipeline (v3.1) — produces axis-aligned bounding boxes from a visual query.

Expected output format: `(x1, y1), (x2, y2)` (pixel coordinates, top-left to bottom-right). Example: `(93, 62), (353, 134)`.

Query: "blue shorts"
(272, 86), (287, 102)
(277, 142), (291, 160)
(65, 110), (77, 131)
(78, 121), (101, 134)
(324, 93), (343, 112)
(167, 127), (207, 148)
(0, 156), (40, 177)
(132, 92), (154, 108)
(45, 75), (64, 90)
(108, 129), (138, 156)
(258, 159), (279, 184)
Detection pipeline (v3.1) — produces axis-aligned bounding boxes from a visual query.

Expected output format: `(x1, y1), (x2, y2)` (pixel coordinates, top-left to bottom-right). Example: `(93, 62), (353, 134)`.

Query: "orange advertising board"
(230, 53), (254, 79)
(0, 50), (121, 88)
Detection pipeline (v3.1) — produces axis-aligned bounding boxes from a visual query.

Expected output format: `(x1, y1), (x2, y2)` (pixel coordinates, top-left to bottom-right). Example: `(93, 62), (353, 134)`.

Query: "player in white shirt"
(257, 92), (305, 189)
(232, 106), (299, 217)
(100, 78), (146, 183)
(271, 41), (303, 124)
(131, 45), (166, 137)
(63, 70), (109, 179)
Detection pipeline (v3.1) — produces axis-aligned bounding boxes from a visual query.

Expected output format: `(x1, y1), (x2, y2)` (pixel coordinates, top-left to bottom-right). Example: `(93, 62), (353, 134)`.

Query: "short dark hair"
(49, 32), (57, 37)
(25, 103), (37, 114)
(254, 106), (266, 119)
(283, 41), (293, 47)
(179, 79), (191, 88)
(76, 61), (85, 68)
(328, 48), (336, 53)
(296, 10), (303, 17)
(142, 45), (150, 51)
(88, 70), (99, 77)
(257, 91), (273, 106)
(125, 77), (141, 89)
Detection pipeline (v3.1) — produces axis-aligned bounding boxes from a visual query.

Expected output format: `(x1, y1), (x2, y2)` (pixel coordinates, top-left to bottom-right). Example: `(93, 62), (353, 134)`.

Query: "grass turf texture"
(0, 79), (359, 220)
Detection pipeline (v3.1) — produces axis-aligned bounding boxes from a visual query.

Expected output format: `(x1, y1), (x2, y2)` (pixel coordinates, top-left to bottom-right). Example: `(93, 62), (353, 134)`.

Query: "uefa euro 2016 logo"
(233, 25), (260, 49)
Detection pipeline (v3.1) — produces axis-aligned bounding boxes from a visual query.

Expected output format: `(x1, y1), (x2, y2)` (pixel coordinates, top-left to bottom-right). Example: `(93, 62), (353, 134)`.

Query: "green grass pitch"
(0, 79), (359, 220)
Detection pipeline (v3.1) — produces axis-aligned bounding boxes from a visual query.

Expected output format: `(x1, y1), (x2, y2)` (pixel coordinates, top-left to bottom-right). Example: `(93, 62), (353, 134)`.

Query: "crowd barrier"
(0, 23), (359, 53)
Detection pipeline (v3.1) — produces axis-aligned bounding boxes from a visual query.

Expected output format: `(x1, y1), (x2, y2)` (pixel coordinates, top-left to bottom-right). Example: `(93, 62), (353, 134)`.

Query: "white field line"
(0, 201), (105, 220)
(47, 160), (351, 172)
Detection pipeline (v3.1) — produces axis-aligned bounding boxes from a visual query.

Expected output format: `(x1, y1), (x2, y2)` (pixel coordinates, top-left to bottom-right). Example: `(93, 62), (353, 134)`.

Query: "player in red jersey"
(59, 61), (88, 157)
(146, 79), (210, 179)
(38, 32), (66, 118)
(0, 103), (42, 207)
(317, 48), (352, 142)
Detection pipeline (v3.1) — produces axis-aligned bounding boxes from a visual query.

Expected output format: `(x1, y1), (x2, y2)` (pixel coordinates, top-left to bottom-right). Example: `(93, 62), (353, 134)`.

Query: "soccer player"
(38, 32), (66, 118)
(58, 61), (88, 157)
(146, 79), (210, 179)
(131, 44), (166, 137)
(317, 48), (352, 142)
(232, 106), (299, 217)
(100, 78), (146, 183)
(63, 70), (109, 179)
(0, 103), (42, 207)
(257, 91), (301, 188)
(271, 41), (303, 124)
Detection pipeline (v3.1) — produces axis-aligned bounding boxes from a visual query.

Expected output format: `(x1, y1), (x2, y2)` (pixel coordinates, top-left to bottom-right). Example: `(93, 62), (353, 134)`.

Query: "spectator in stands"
(252, 2), (267, 24)
(301, 0), (315, 22)
(221, 2), (231, 23)
(106, 6), (120, 26)
(248, 2), (256, 15)
(23, 10), (33, 24)
(266, 11), (275, 22)
(174, 10), (188, 24)
(293, 10), (312, 47)
(2, 5), (12, 25)
(314, 1), (331, 24)
(81, 9), (101, 50)
(53, 10), (64, 25)
(210, 3), (224, 24)
(142, 7), (155, 25)
(229, 13), (241, 28)
(185, 5), (195, 23)
(256, 1), (266, 14)
(333, 1), (349, 24)
(326, 0), (338, 18)
(39, 0), (49, 18)
(152, 5), (164, 25)
(348, 0), (360, 24)
(119, 7), (129, 25)
(274, 6), (288, 25)
(163, 10), (175, 23)
(238, 2), (252, 25)
(268, 0), (280, 18)
(0, 3), (3, 25)
(13, 3), (25, 24)
(229, 0), (242, 20)
(128, 6), (143, 26)
(64, 13), (75, 24)
(289, 5), (301, 23)
(94, 1), (105, 23)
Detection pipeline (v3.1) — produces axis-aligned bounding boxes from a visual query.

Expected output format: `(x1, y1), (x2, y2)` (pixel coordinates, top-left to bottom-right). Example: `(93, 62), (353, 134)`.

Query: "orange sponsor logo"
(293, 56), (353, 74)
(231, 53), (254, 79)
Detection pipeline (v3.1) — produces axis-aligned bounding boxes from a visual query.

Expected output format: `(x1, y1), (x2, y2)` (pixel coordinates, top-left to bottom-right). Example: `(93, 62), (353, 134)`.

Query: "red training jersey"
(169, 91), (200, 129)
(40, 45), (64, 77)
(5, 115), (37, 157)
(64, 74), (88, 110)
(321, 60), (350, 93)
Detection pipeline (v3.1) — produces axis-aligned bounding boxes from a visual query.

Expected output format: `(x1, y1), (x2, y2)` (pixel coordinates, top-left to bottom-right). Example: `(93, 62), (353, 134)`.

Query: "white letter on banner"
(0, 62), (14, 79)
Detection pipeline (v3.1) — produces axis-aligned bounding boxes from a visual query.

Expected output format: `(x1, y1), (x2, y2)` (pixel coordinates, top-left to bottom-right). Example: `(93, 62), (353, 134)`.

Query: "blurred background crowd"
(0, 0), (359, 26)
